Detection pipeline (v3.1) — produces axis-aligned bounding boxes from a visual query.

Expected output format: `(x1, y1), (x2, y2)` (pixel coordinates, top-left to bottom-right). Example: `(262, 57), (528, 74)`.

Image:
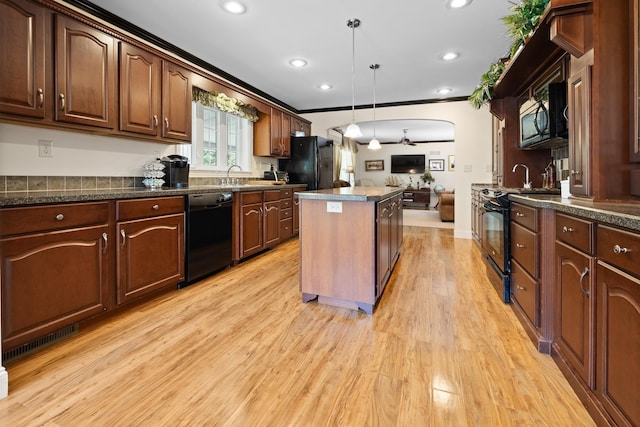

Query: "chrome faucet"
(226, 164), (242, 185)
(512, 163), (531, 189)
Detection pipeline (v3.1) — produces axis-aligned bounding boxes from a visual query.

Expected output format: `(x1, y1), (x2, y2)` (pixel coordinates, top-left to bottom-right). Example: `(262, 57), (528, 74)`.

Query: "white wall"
(302, 100), (493, 239)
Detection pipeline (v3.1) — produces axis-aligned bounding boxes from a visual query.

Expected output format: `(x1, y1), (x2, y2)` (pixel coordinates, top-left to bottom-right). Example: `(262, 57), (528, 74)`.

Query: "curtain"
(192, 87), (259, 122)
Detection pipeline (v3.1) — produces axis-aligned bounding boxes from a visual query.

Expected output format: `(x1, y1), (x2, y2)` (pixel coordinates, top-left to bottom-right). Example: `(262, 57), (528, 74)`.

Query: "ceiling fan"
(399, 129), (416, 146)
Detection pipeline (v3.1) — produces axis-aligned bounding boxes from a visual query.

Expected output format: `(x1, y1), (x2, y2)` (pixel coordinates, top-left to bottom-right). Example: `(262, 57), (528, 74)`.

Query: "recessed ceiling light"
(446, 0), (472, 9)
(441, 52), (459, 61)
(289, 58), (308, 68)
(319, 84), (332, 91)
(220, 0), (246, 14)
(437, 88), (453, 95)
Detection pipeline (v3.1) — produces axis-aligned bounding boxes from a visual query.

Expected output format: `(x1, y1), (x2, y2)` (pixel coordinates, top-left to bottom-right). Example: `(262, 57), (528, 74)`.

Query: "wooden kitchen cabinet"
(0, 0), (47, 119)
(119, 42), (192, 142)
(253, 108), (291, 157)
(115, 197), (185, 304)
(290, 116), (311, 136)
(554, 214), (595, 389)
(567, 57), (592, 197)
(0, 202), (111, 351)
(279, 188), (293, 241)
(55, 14), (116, 129)
(377, 194), (403, 297)
(235, 190), (281, 261)
(511, 203), (540, 327)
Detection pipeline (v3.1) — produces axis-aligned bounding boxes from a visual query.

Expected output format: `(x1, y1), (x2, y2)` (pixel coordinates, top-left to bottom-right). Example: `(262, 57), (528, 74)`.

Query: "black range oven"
(480, 189), (512, 303)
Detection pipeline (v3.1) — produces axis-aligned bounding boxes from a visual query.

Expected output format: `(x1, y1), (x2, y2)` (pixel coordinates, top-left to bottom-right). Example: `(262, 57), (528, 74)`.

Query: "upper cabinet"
(254, 108), (292, 158)
(633, 0), (640, 163)
(119, 43), (191, 142)
(0, 0), (46, 118)
(55, 14), (116, 129)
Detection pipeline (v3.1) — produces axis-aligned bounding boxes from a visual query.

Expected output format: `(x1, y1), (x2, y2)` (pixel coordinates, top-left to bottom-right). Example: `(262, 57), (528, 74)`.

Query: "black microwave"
(520, 81), (568, 148)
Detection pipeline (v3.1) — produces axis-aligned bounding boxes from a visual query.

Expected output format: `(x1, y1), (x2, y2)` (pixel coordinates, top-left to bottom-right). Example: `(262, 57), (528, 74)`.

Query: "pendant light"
(368, 64), (382, 150)
(344, 18), (363, 138)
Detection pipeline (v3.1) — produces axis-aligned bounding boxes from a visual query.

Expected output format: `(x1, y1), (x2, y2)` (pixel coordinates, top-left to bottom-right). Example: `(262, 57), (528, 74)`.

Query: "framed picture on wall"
(365, 160), (385, 171)
(448, 155), (455, 171)
(429, 159), (445, 171)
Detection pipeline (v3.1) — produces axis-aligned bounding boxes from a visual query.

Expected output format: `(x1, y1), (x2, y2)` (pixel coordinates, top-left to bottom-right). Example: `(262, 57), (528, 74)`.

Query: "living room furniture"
(438, 191), (455, 221)
(402, 188), (430, 210)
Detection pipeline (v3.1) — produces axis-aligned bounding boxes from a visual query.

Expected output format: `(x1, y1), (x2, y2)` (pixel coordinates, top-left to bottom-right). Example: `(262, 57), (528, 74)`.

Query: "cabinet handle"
(571, 170), (580, 176)
(613, 244), (629, 254)
(37, 88), (44, 108)
(579, 267), (590, 297)
(516, 286), (526, 291)
(164, 117), (169, 130)
(152, 204), (159, 210)
(120, 229), (126, 247)
(562, 226), (574, 233)
(59, 93), (65, 111)
(102, 232), (108, 253)
(515, 212), (524, 217)
(153, 115), (158, 128)
(55, 213), (64, 221)
(515, 243), (525, 248)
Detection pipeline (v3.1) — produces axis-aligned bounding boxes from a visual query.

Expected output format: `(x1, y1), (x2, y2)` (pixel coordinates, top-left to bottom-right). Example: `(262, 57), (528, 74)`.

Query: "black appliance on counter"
(161, 154), (190, 188)
(278, 136), (333, 190)
(181, 192), (233, 288)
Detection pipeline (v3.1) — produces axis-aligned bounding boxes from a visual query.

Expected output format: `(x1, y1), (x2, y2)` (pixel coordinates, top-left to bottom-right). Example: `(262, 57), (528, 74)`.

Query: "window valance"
(192, 87), (259, 122)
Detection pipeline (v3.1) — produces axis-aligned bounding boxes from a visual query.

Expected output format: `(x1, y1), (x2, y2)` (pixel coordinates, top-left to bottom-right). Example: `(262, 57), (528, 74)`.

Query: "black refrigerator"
(279, 136), (334, 190)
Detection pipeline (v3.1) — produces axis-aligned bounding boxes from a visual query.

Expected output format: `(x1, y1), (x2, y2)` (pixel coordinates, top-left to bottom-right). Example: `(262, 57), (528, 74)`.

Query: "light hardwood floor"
(0, 227), (594, 426)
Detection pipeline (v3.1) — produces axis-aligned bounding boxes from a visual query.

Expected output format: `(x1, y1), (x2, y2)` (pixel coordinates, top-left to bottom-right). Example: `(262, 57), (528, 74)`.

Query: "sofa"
(438, 191), (455, 222)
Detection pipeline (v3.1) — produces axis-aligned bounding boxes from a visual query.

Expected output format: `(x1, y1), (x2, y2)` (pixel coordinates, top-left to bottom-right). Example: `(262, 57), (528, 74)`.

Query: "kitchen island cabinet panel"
(0, 0), (47, 118)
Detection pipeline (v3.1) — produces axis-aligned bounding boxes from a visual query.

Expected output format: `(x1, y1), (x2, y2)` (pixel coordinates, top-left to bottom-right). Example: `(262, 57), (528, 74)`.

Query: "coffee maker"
(161, 155), (190, 188)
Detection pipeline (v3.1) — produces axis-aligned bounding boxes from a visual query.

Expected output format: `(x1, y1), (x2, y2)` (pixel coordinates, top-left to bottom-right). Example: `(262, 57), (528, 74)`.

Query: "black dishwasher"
(181, 192), (233, 288)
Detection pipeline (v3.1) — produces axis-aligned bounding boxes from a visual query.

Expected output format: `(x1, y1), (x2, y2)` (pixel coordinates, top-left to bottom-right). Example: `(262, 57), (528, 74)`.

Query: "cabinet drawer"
(264, 190), (281, 202)
(241, 191), (263, 205)
(280, 207), (292, 220)
(0, 201), (110, 236)
(116, 196), (184, 221)
(281, 189), (292, 198)
(280, 198), (292, 210)
(556, 213), (594, 254)
(511, 260), (539, 327)
(512, 221), (538, 278)
(280, 217), (293, 240)
(597, 225), (640, 277)
(511, 203), (538, 231)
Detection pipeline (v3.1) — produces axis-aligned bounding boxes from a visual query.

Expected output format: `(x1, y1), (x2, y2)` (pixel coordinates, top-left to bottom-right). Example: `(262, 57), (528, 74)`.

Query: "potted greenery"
(421, 170), (434, 188)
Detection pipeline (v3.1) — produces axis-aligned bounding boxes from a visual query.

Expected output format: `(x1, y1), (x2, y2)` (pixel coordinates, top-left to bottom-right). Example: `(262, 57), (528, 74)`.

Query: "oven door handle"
(482, 201), (505, 212)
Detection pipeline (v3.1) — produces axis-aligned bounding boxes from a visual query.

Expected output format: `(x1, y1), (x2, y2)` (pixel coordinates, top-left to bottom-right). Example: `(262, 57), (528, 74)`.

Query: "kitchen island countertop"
(296, 186), (403, 202)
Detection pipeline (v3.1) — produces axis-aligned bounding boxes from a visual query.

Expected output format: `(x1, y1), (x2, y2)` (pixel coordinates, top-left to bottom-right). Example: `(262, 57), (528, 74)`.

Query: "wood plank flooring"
(0, 226), (595, 426)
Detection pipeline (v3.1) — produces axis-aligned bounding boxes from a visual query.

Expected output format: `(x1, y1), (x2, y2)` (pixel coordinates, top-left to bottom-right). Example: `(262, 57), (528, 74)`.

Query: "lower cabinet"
(116, 198), (185, 304)
(279, 188), (293, 241)
(595, 225), (640, 427)
(235, 189), (282, 261)
(0, 202), (111, 351)
(377, 194), (403, 298)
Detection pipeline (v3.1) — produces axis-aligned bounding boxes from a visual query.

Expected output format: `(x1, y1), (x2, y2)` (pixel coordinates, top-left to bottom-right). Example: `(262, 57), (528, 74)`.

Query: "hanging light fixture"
(368, 63), (381, 150)
(344, 18), (363, 138)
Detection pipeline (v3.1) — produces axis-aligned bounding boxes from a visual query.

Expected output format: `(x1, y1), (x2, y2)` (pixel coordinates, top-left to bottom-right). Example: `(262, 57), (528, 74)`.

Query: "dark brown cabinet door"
(293, 193), (301, 234)
(240, 202), (263, 258)
(263, 200), (280, 247)
(119, 43), (161, 136)
(597, 262), (640, 427)
(280, 113), (291, 156)
(0, 0), (46, 118)
(116, 213), (184, 304)
(55, 15), (116, 128)
(377, 199), (392, 296)
(568, 64), (591, 197)
(161, 61), (191, 141)
(270, 108), (283, 156)
(1, 225), (109, 350)
(555, 242), (595, 388)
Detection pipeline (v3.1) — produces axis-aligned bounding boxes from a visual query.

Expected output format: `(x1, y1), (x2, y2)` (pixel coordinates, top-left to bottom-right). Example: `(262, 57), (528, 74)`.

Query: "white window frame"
(184, 101), (252, 171)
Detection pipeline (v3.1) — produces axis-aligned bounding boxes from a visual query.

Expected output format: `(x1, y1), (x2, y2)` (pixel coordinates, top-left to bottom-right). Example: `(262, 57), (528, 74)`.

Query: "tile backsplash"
(0, 176), (257, 192)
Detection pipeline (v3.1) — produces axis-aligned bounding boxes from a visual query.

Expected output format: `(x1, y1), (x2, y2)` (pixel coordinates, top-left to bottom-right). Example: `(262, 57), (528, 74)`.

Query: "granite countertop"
(0, 183), (306, 207)
(296, 186), (404, 202)
(510, 194), (640, 232)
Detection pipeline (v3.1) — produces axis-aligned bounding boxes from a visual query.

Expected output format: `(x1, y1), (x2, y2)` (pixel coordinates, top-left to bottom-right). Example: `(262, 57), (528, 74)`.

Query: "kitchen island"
(297, 187), (404, 314)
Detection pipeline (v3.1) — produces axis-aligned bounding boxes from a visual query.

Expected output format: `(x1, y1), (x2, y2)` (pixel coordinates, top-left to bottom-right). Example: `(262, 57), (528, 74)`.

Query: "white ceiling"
(84, 0), (513, 110)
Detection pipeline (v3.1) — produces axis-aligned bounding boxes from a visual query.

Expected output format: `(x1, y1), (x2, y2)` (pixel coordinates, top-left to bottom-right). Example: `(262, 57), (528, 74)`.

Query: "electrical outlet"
(39, 140), (53, 158)
(326, 201), (342, 213)
(464, 164), (472, 172)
